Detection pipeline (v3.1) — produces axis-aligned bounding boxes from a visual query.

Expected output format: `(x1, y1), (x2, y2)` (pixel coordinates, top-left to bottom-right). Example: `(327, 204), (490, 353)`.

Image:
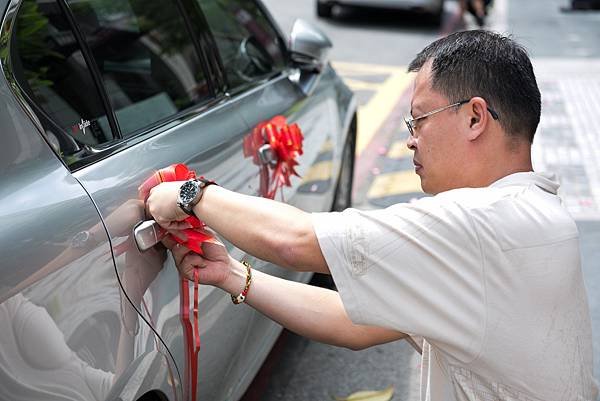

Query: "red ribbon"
(139, 164), (214, 254)
(139, 163), (211, 401)
(243, 115), (304, 199)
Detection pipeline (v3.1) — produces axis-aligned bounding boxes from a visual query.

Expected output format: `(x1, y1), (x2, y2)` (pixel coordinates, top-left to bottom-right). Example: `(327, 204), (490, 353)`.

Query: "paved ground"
(244, 330), (420, 401)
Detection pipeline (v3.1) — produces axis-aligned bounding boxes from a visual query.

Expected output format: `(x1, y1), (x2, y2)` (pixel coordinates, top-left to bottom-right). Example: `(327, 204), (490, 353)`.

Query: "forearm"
(224, 259), (405, 350)
(194, 185), (329, 273)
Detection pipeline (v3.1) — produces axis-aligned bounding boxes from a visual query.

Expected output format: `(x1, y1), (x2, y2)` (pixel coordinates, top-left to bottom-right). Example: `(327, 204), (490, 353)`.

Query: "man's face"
(407, 63), (466, 195)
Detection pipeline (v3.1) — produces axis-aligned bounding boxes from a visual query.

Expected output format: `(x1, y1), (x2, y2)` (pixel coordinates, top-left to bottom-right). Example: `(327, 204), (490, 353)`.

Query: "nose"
(406, 133), (417, 150)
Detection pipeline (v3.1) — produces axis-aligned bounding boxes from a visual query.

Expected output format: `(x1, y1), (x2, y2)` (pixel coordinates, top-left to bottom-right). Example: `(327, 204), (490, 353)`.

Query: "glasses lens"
(404, 118), (413, 136)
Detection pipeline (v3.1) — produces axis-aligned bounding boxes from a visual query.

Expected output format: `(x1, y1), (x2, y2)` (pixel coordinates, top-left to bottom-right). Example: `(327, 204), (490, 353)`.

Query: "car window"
(66, 0), (212, 138)
(196, 0), (286, 91)
(12, 0), (113, 162)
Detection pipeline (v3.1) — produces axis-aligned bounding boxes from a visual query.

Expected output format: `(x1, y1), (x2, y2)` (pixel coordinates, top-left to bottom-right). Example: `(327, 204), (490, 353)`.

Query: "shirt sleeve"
(312, 197), (486, 363)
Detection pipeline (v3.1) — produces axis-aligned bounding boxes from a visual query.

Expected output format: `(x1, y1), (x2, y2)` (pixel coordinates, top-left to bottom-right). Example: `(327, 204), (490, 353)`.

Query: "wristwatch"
(177, 178), (214, 216)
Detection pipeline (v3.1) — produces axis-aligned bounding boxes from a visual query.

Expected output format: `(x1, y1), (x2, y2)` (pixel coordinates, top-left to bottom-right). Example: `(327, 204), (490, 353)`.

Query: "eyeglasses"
(404, 99), (499, 137)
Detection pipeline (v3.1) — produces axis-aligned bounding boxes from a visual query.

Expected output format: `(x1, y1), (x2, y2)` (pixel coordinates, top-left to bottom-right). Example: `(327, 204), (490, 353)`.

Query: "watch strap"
(178, 178), (217, 216)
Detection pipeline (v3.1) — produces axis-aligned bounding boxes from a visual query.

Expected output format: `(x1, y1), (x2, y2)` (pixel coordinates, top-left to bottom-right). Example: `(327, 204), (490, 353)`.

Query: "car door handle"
(258, 144), (278, 166)
(133, 220), (167, 252)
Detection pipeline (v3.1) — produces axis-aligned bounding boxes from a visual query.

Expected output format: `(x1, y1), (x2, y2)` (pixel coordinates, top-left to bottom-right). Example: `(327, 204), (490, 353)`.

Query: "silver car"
(0, 0), (356, 399)
(317, 0), (445, 23)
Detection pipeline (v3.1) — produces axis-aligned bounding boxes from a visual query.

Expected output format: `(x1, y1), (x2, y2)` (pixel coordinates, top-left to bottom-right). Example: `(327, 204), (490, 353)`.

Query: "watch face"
(179, 180), (199, 204)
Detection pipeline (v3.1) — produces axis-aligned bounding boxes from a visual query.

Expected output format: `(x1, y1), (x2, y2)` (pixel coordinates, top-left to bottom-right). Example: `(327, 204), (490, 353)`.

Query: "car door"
(193, 1), (349, 399)
(67, 0), (347, 399)
(0, 1), (178, 400)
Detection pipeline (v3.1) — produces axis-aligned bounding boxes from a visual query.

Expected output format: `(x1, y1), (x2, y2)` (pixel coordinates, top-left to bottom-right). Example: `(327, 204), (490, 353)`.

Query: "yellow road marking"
(301, 160), (333, 183)
(333, 70), (388, 78)
(342, 78), (383, 91)
(367, 170), (422, 199)
(355, 68), (414, 156)
(320, 139), (334, 153)
(386, 141), (412, 159)
(333, 61), (414, 157)
(333, 61), (404, 74)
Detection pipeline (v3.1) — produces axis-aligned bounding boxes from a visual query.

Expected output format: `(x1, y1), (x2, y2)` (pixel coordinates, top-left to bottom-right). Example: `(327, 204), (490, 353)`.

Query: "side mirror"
(288, 19), (332, 95)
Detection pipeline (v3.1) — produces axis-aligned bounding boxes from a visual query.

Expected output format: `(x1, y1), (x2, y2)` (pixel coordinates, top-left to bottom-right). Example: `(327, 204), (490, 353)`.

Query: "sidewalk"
(532, 58), (600, 220)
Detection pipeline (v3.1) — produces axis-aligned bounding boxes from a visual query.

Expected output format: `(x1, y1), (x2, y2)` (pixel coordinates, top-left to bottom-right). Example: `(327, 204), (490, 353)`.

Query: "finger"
(176, 256), (203, 282)
(203, 235), (223, 246)
(144, 189), (157, 219)
(181, 252), (208, 270)
(146, 188), (169, 222)
(153, 218), (177, 230)
(161, 220), (192, 231)
(161, 236), (177, 250)
(193, 226), (220, 242)
(168, 229), (189, 242)
(171, 243), (190, 265)
(173, 219), (193, 229)
(201, 241), (227, 258)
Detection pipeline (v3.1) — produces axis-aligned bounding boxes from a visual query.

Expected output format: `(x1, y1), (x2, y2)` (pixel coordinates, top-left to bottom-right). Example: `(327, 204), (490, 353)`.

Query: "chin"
(419, 180), (432, 195)
(420, 181), (440, 195)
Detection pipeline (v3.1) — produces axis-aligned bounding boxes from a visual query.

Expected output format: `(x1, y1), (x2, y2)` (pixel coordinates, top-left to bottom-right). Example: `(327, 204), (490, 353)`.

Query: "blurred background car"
(568, 0), (600, 9)
(0, 0), (356, 400)
(316, 0), (446, 24)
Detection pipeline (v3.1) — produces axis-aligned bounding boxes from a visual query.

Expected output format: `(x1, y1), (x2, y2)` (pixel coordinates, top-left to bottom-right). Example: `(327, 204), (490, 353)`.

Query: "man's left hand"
(146, 181), (191, 230)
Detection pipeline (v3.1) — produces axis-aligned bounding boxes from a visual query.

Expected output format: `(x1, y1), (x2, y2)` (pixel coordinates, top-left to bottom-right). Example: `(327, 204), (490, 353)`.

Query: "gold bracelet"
(231, 261), (252, 305)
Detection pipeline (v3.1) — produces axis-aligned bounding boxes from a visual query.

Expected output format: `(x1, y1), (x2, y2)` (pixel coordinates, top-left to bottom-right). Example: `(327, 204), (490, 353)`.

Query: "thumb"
(201, 240), (228, 261)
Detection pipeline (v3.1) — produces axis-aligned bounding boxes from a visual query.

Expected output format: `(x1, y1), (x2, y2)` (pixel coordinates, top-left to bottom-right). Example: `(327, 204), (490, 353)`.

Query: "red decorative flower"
(243, 115), (304, 199)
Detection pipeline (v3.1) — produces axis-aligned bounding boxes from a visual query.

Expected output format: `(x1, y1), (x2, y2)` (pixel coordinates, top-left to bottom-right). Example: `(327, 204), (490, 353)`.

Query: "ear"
(464, 97), (489, 141)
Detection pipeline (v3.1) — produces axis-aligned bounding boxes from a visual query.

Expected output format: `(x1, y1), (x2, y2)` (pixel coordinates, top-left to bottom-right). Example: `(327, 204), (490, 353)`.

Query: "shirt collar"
(490, 171), (559, 194)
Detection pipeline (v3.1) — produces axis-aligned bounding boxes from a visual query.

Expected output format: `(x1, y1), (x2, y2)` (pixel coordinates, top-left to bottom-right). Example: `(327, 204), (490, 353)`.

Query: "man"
(147, 30), (597, 400)
(459, 0), (492, 27)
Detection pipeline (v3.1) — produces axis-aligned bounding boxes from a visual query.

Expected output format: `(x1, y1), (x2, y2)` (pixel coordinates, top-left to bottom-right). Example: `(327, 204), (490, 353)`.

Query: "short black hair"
(408, 30), (541, 143)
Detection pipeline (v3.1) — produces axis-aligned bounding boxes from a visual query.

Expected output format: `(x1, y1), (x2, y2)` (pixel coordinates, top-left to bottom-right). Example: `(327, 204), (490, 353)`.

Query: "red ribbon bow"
(243, 115), (304, 199)
(139, 163), (212, 401)
(139, 164), (214, 254)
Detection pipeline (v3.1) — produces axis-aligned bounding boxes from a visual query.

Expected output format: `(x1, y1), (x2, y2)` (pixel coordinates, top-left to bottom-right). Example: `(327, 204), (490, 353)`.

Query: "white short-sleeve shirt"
(312, 172), (597, 401)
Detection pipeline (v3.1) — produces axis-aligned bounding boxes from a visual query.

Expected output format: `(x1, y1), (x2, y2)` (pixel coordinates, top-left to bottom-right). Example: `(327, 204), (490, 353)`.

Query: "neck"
(478, 142), (533, 187)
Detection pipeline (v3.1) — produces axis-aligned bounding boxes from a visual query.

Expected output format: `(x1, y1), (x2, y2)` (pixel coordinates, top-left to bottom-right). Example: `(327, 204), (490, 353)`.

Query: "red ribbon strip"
(243, 115), (304, 199)
(139, 163), (211, 401)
